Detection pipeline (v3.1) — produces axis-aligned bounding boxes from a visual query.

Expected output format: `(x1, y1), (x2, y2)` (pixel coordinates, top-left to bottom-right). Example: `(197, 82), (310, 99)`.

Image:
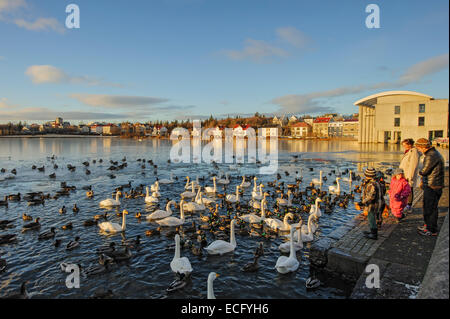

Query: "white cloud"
(0, 107), (127, 121)
(0, 97), (16, 109)
(276, 27), (310, 48)
(25, 65), (124, 87)
(271, 53), (449, 114)
(14, 17), (65, 34)
(0, 0), (26, 15)
(70, 94), (169, 109)
(223, 38), (289, 62)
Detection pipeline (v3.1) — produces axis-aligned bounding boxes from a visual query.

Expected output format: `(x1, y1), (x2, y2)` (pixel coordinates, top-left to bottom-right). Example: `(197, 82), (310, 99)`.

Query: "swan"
(252, 184), (264, 200)
(196, 190), (215, 206)
(181, 181), (196, 199)
(146, 200), (175, 220)
(156, 200), (186, 227)
(207, 272), (219, 299)
(150, 181), (160, 193)
(184, 176), (191, 190)
(225, 185), (240, 203)
(170, 234), (193, 276)
(276, 191), (293, 207)
(275, 226), (300, 274)
(252, 177), (258, 193)
(328, 177), (341, 195)
(99, 191), (121, 207)
(309, 198), (323, 218)
(265, 213), (294, 231)
(159, 172), (174, 184)
(205, 219), (237, 255)
(296, 168), (303, 180)
(204, 177), (217, 193)
(279, 219), (303, 253)
(217, 173), (230, 185)
(311, 170), (323, 186)
(240, 198), (267, 224)
(299, 214), (316, 242)
(145, 187), (159, 204)
(240, 176), (251, 188)
(98, 210), (128, 233)
(342, 170), (352, 183)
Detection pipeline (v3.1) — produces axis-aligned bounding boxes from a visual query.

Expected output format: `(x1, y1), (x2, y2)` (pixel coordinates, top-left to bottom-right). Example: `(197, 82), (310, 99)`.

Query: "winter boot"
(364, 229), (378, 240)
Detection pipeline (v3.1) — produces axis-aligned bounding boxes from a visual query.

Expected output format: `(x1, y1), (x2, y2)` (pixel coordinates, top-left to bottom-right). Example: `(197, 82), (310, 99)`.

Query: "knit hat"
(364, 167), (377, 178)
(393, 168), (404, 176)
(415, 138), (431, 148)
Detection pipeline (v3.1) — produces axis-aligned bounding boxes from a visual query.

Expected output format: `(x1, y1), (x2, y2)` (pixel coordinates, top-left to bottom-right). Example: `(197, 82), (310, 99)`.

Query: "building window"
(418, 117), (425, 126)
(394, 118), (400, 127)
(419, 104), (425, 113)
(394, 105), (400, 114)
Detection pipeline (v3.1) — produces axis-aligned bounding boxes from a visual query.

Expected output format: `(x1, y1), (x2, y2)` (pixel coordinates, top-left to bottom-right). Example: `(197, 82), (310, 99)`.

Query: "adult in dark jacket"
(415, 138), (445, 236)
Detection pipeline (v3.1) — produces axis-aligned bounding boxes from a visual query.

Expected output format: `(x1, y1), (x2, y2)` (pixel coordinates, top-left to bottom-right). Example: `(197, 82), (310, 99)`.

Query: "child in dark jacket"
(389, 168), (411, 219)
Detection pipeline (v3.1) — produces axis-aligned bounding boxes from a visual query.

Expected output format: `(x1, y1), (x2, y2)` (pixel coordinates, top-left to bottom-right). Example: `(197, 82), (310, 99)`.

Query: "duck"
(147, 200), (176, 220)
(82, 259), (110, 277)
(96, 242), (116, 254)
(22, 218), (41, 232)
(167, 272), (188, 292)
(306, 277), (321, 289)
(0, 234), (17, 245)
(0, 197), (8, 207)
(146, 227), (161, 237)
(99, 210), (128, 233)
(275, 226), (300, 274)
(123, 235), (141, 249)
(38, 227), (56, 240)
(207, 272), (219, 299)
(86, 190), (94, 198)
(106, 246), (132, 262)
(0, 219), (14, 228)
(170, 234), (193, 276)
(204, 219), (237, 255)
(264, 213), (294, 231)
(99, 191), (121, 208)
(83, 219), (98, 227)
(72, 204), (79, 213)
(156, 200), (186, 227)
(66, 236), (81, 250)
(242, 256), (260, 272)
(62, 222), (73, 230)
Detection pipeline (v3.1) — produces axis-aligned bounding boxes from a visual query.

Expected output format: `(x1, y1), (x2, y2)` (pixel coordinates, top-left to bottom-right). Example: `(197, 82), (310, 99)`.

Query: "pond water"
(0, 137), (447, 299)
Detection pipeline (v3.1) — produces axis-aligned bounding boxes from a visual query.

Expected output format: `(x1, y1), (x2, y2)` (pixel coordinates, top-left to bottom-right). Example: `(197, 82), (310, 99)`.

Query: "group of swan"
(145, 187), (159, 204)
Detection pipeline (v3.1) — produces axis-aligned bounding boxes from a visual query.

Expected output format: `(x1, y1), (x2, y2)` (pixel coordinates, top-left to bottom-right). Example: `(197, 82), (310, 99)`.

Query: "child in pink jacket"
(389, 168), (412, 219)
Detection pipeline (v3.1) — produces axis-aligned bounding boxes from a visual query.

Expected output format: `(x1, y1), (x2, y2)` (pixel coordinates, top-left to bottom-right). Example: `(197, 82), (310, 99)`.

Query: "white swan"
(99, 210), (128, 233)
(217, 173), (230, 185)
(275, 226), (300, 274)
(328, 177), (341, 195)
(299, 214), (315, 242)
(170, 234), (193, 275)
(252, 177), (258, 193)
(251, 192), (268, 209)
(197, 190), (215, 206)
(342, 170), (352, 183)
(225, 185), (240, 203)
(279, 220), (303, 253)
(99, 191), (121, 207)
(252, 184), (264, 200)
(276, 191), (293, 207)
(311, 170), (323, 185)
(207, 272), (219, 299)
(181, 181), (196, 199)
(145, 187), (159, 204)
(240, 198), (267, 224)
(159, 172), (174, 184)
(147, 200), (175, 220)
(205, 177), (217, 193)
(150, 181), (160, 193)
(156, 200), (186, 226)
(265, 213), (294, 231)
(240, 176), (251, 188)
(184, 176), (191, 190)
(205, 219), (237, 255)
(309, 198), (322, 218)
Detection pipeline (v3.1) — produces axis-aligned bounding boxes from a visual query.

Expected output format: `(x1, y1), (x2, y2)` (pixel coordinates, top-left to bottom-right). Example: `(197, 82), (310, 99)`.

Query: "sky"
(0, 0), (448, 124)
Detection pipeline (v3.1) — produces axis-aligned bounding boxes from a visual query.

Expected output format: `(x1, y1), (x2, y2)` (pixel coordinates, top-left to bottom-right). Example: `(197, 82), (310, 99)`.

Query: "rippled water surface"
(0, 137), (447, 299)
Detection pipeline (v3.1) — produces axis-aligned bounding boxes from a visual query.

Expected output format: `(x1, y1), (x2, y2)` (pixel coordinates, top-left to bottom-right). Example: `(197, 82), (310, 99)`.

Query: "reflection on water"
(0, 137), (448, 299)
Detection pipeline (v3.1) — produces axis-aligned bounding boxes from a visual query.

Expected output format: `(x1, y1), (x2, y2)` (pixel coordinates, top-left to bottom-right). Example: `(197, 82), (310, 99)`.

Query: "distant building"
(313, 117), (332, 137)
(290, 122), (311, 138)
(328, 120), (343, 137)
(288, 115), (298, 123)
(103, 124), (120, 135)
(354, 91), (449, 143)
(260, 127), (280, 137)
(342, 119), (359, 138)
(90, 125), (104, 135)
(304, 118), (314, 126)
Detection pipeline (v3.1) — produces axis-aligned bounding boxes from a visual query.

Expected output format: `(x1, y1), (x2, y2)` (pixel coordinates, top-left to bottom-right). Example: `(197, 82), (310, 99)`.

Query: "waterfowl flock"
(0, 153), (372, 299)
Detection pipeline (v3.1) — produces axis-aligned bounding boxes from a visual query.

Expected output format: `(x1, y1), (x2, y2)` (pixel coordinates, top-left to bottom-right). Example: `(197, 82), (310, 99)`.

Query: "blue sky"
(0, 0), (448, 123)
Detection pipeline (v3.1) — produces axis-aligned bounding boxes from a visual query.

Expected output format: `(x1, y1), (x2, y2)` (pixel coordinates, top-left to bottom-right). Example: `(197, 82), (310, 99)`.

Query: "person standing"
(415, 138), (445, 236)
(361, 167), (384, 240)
(399, 138), (420, 212)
